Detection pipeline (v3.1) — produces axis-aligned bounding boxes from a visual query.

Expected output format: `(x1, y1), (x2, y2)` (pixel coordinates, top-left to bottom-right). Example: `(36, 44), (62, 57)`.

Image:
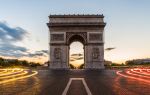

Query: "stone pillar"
(49, 45), (69, 69)
(85, 45), (104, 69)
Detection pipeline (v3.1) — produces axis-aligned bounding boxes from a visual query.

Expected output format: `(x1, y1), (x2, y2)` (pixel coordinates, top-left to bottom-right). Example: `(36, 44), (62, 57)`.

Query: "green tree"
(78, 64), (84, 69)
(70, 64), (76, 69)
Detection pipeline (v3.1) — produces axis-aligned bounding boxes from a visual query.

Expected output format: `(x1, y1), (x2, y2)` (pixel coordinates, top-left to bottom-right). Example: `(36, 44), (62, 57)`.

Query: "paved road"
(0, 69), (150, 95)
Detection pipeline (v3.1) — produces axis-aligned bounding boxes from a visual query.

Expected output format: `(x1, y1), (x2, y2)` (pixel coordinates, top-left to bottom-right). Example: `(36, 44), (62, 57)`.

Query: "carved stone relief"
(92, 48), (100, 59)
(54, 48), (61, 59)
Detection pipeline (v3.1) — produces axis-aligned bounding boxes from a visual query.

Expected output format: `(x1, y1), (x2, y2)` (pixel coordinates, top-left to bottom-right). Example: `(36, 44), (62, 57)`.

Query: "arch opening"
(68, 35), (85, 69)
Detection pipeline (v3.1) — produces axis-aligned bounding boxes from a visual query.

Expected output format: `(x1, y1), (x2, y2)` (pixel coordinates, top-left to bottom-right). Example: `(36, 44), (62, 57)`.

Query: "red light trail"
(116, 68), (150, 84)
(131, 68), (150, 75)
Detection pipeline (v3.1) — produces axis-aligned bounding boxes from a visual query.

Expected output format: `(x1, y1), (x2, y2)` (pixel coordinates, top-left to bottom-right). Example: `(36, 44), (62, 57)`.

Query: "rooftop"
(49, 14), (104, 18)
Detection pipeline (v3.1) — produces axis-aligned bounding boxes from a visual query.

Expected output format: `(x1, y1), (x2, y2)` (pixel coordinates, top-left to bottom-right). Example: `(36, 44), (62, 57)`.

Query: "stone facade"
(47, 14), (106, 69)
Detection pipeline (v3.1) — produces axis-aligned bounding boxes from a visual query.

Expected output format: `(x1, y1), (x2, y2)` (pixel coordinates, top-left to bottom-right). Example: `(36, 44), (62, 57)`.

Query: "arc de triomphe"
(47, 14), (106, 69)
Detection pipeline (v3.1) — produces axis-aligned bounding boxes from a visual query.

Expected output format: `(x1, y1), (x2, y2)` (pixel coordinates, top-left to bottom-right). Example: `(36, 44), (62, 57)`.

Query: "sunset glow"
(69, 42), (84, 68)
(0, 1), (150, 95)
(0, 0), (150, 63)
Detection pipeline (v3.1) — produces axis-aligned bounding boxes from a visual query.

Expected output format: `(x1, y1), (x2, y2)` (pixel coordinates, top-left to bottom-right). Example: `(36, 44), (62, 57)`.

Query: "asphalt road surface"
(0, 69), (150, 95)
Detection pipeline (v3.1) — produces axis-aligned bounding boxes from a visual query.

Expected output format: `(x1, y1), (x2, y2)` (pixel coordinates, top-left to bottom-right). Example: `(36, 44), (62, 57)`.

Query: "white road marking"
(62, 78), (92, 95)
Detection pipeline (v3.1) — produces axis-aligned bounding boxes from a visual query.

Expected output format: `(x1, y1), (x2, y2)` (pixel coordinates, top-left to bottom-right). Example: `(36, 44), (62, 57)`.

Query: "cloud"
(105, 47), (116, 51)
(27, 50), (49, 57)
(0, 21), (28, 43)
(40, 50), (49, 54)
(70, 53), (84, 62)
(70, 56), (84, 61)
(76, 57), (84, 60)
(0, 21), (29, 57)
(0, 43), (28, 57)
(70, 59), (75, 61)
(71, 53), (83, 56)
(0, 21), (48, 61)
(0, 43), (48, 58)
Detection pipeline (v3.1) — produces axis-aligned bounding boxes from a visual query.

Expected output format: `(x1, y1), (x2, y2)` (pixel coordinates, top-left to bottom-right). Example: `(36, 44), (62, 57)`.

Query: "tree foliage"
(125, 60), (150, 65)
(69, 64), (75, 69)
(78, 64), (84, 69)
(0, 57), (41, 67)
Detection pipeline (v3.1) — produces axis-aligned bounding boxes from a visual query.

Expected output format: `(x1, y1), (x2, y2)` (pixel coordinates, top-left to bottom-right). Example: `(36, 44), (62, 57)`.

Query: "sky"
(70, 42), (84, 67)
(0, 0), (150, 64)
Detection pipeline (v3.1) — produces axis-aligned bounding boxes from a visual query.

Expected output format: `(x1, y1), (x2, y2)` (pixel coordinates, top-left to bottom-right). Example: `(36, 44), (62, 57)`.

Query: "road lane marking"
(62, 78), (92, 95)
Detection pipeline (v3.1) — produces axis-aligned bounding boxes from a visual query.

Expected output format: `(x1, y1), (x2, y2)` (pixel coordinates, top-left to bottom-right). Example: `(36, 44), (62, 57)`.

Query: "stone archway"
(47, 14), (106, 69)
(67, 34), (86, 69)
